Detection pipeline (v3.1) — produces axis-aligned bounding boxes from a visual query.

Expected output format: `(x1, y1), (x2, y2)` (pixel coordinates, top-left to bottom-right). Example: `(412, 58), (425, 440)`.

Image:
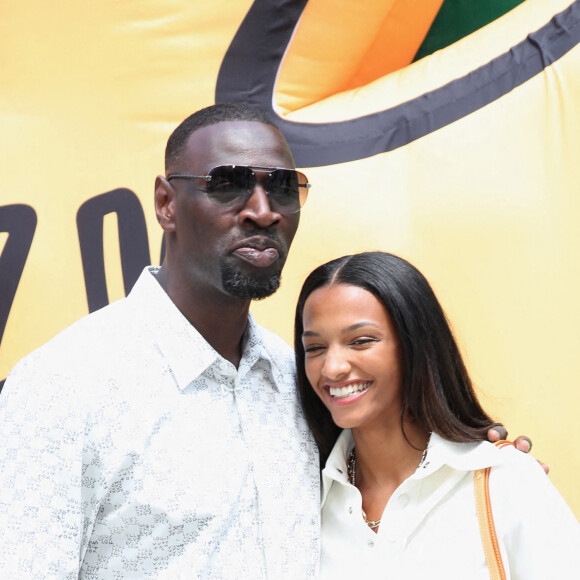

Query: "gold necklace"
(347, 441), (430, 531)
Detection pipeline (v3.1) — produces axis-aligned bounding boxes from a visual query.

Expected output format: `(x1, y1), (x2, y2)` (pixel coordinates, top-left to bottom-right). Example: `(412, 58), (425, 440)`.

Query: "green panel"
(413, 0), (527, 61)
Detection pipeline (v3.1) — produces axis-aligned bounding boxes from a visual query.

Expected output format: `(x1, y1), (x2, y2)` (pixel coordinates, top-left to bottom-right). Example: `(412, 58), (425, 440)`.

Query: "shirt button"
(348, 506), (353, 515)
(398, 493), (410, 508)
(367, 540), (375, 548)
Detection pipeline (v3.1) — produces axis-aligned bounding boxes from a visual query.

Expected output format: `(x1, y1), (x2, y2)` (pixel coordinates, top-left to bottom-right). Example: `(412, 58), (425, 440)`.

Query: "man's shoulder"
(8, 295), (141, 384)
(252, 320), (294, 358)
(49, 296), (132, 347)
(12, 267), (159, 373)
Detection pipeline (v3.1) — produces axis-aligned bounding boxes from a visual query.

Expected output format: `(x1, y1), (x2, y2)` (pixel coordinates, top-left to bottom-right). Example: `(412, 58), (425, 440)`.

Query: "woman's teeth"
(329, 382), (370, 399)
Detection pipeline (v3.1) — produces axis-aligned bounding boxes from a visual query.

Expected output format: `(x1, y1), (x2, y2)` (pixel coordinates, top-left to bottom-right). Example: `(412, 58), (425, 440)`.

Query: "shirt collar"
(234, 313), (282, 392)
(413, 432), (504, 478)
(321, 429), (505, 506)
(321, 429), (354, 506)
(127, 267), (279, 392)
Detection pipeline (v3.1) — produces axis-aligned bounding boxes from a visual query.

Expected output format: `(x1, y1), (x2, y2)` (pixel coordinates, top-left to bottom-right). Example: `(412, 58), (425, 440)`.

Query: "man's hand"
(486, 425), (549, 474)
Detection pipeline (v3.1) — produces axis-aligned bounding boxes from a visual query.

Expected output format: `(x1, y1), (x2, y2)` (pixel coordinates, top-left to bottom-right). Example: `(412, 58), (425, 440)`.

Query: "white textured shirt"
(0, 267), (320, 579)
(320, 430), (580, 579)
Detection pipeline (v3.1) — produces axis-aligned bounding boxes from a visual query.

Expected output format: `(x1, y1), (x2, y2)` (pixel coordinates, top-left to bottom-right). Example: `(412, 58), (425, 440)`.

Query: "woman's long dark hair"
(294, 252), (496, 466)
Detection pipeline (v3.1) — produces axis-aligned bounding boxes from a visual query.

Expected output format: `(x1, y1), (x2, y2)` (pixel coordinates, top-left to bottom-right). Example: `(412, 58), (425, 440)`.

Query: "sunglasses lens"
(205, 165), (308, 214)
(267, 169), (303, 213)
(207, 166), (255, 202)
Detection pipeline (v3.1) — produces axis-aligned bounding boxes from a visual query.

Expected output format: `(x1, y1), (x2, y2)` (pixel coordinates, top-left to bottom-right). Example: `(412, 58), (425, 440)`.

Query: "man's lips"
(233, 247), (280, 267)
(231, 237), (282, 268)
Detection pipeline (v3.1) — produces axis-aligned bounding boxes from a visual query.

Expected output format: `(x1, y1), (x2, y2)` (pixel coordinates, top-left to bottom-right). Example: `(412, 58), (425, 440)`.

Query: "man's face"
(168, 120), (301, 301)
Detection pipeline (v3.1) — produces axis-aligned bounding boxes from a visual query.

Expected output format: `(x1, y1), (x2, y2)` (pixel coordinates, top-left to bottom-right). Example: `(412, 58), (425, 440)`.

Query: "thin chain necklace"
(347, 440), (430, 531)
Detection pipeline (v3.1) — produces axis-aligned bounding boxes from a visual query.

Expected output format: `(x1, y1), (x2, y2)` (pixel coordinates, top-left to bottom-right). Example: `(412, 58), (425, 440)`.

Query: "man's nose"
(237, 181), (281, 228)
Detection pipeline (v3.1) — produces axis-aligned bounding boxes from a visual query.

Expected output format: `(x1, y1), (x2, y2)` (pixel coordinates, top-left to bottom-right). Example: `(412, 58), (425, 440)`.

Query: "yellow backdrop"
(1, 0), (578, 519)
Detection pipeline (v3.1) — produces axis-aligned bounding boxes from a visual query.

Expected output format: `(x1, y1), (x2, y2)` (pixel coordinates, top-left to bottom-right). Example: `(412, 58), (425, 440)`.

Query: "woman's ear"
(154, 176), (176, 232)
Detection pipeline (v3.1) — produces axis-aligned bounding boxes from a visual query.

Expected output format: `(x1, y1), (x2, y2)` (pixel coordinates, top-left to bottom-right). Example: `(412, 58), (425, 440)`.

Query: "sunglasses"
(167, 165), (310, 215)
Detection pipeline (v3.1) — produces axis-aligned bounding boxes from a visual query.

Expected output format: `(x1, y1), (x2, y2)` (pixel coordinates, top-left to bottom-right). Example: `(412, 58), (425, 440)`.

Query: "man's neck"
(155, 265), (251, 368)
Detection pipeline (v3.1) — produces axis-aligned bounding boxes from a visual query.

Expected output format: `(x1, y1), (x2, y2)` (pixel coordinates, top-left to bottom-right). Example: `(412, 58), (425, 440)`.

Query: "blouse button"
(348, 506), (353, 514)
(367, 540), (375, 548)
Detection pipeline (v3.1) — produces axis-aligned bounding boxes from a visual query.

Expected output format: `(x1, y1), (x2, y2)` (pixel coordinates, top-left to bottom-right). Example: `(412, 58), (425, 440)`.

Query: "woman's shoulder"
(470, 440), (566, 506)
(486, 443), (580, 577)
(486, 441), (579, 542)
(487, 441), (552, 487)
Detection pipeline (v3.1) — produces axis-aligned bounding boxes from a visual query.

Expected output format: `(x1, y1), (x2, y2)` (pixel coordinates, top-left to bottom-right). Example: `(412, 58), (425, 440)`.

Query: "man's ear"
(154, 176), (176, 232)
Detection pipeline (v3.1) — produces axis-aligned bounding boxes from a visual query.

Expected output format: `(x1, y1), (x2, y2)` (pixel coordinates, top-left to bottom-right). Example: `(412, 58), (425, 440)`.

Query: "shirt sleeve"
(0, 354), (88, 578)
(491, 446), (580, 579)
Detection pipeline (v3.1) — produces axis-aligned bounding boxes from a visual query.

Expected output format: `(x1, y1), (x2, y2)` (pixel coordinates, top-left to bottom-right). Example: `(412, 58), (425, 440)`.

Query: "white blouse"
(320, 430), (580, 579)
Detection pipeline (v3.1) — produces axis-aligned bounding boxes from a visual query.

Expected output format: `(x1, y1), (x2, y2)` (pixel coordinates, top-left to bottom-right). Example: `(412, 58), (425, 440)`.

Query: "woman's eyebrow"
(302, 330), (320, 337)
(302, 321), (380, 338)
(344, 321), (379, 332)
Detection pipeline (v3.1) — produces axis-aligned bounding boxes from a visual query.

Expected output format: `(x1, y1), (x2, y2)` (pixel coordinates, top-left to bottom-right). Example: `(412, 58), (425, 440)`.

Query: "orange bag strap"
(474, 440), (514, 580)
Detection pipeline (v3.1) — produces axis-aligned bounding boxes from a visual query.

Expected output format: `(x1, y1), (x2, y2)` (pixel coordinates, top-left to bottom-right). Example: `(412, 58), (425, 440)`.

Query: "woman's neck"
(350, 419), (430, 524)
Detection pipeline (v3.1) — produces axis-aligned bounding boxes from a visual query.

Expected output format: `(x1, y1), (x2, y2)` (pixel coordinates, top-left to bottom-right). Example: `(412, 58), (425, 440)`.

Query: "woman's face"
(301, 283), (403, 431)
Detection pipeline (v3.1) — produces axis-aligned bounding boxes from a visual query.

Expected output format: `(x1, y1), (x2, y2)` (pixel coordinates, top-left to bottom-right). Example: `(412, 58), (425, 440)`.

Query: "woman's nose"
(321, 347), (351, 381)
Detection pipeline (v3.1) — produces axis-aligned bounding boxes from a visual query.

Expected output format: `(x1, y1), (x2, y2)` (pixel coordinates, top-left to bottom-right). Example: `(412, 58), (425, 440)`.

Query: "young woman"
(295, 251), (579, 579)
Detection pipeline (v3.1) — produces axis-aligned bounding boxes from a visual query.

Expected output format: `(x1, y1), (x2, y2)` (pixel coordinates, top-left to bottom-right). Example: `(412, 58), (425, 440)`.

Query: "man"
(0, 103), (531, 578)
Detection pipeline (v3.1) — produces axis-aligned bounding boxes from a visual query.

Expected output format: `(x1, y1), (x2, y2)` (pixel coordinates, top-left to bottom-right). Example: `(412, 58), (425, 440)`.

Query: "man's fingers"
(538, 460), (550, 475)
(488, 431), (548, 473)
(513, 435), (532, 453)
(488, 424), (508, 442)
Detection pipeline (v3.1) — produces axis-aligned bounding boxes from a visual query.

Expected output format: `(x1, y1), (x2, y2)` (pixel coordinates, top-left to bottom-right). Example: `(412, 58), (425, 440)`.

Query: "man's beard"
(221, 263), (282, 300)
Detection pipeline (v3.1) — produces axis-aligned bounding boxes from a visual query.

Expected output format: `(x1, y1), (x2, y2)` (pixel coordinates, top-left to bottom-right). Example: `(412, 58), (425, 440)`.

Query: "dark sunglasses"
(167, 165), (310, 215)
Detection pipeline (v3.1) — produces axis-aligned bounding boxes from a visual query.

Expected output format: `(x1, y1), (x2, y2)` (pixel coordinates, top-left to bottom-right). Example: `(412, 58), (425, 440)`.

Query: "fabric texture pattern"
(0, 267), (321, 579)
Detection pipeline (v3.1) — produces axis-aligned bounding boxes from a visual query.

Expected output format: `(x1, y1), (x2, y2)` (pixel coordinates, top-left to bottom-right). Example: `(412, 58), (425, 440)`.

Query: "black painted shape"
(77, 189), (150, 313)
(216, 0), (308, 103)
(216, 0), (580, 167)
(0, 204), (37, 351)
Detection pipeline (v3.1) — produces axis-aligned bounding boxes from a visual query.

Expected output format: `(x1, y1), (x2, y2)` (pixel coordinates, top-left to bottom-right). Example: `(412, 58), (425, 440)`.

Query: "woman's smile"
(324, 381), (372, 406)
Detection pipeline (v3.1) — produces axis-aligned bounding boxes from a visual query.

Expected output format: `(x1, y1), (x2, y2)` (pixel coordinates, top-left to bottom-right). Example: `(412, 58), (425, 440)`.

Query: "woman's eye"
(351, 338), (378, 346)
(304, 345), (325, 354)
